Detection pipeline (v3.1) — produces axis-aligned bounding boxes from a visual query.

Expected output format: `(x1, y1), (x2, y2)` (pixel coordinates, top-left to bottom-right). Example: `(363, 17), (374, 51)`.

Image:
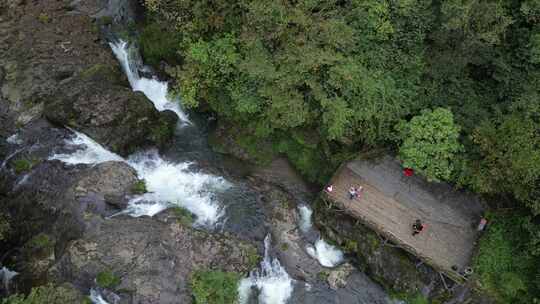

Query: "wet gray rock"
(1, 159), (138, 287)
(49, 213), (257, 304)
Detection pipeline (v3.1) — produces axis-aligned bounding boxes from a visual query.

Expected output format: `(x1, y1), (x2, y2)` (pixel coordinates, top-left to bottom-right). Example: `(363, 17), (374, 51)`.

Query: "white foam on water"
(89, 289), (110, 304)
(306, 239), (344, 268)
(0, 267), (18, 291)
(238, 235), (294, 304)
(6, 134), (22, 145)
(49, 131), (123, 165)
(50, 131), (226, 226)
(298, 205), (313, 233)
(109, 40), (190, 124)
(125, 150), (228, 225)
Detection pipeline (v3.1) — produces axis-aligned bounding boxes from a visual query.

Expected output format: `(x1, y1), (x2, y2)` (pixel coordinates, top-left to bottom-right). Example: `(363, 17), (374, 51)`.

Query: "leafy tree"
(397, 108), (462, 182)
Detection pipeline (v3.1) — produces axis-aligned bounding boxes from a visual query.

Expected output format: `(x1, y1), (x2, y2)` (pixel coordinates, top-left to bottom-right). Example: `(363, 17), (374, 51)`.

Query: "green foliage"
(25, 233), (53, 252)
(12, 159), (33, 174)
(37, 13), (51, 24)
(140, 21), (182, 66)
(171, 206), (194, 226)
(96, 270), (121, 289)
(190, 270), (241, 304)
(1, 284), (81, 304)
(390, 291), (429, 304)
(397, 108), (462, 182)
(473, 213), (539, 303)
(132, 179), (147, 194)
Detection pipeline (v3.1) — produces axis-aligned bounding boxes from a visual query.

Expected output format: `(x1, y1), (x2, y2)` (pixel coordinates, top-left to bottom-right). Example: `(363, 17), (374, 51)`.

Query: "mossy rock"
(96, 270), (121, 289)
(132, 179), (147, 194)
(12, 158), (33, 174)
(171, 206), (194, 226)
(80, 63), (125, 85)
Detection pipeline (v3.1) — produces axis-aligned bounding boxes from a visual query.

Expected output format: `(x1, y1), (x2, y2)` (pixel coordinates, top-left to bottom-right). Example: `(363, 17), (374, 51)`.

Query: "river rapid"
(42, 37), (394, 304)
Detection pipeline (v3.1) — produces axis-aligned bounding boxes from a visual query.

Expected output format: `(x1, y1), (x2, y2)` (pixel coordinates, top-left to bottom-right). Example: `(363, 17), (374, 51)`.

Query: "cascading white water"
(125, 149), (228, 224)
(49, 131), (226, 226)
(109, 40), (190, 123)
(306, 239), (344, 268)
(298, 205), (313, 233)
(49, 131), (123, 165)
(238, 235), (294, 304)
(297, 205), (344, 268)
(89, 289), (110, 304)
(48, 38), (232, 226)
(0, 267), (18, 292)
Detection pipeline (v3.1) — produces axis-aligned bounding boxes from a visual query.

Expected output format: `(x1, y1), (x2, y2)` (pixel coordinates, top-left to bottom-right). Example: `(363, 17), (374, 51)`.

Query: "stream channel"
(37, 37), (397, 304)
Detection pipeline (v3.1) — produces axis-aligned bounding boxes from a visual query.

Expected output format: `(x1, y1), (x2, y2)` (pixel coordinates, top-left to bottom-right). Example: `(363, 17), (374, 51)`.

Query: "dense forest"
(137, 0), (540, 302)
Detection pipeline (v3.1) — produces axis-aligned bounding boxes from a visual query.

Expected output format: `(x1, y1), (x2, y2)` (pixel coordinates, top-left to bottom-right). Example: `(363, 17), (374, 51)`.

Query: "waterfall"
(89, 289), (110, 304)
(238, 235), (294, 304)
(109, 40), (190, 124)
(50, 131), (226, 226)
(306, 239), (344, 268)
(297, 205), (344, 268)
(298, 205), (313, 233)
(0, 267), (18, 292)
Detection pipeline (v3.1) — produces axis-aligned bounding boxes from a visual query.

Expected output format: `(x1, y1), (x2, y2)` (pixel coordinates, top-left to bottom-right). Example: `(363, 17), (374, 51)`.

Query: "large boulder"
(49, 213), (258, 304)
(0, 0), (176, 156)
(44, 65), (177, 156)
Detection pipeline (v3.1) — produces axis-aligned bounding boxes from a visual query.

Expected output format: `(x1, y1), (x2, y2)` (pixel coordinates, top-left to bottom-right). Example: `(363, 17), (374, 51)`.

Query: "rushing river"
(42, 38), (395, 304)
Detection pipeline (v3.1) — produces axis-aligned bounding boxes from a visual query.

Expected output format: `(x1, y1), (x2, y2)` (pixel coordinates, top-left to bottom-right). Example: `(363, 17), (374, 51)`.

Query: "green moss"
(37, 13), (51, 24)
(12, 159), (32, 174)
(244, 245), (260, 269)
(97, 16), (113, 26)
(80, 64), (123, 84)
(317, 270), (330, 281)
(190, 270), (241, 304)
(390, 291), (429, 304)
(96, 270), (121, 289)
(150, 118), (174, 144)
(343, 239), (358, 253)
(26, 233), (53, 252)
(280, 242), (289, 251)
(2, 283), (83, 303)
(82, 297), (93, 304)
(171, 206), (194, 226)
(132, 179), (147, 194)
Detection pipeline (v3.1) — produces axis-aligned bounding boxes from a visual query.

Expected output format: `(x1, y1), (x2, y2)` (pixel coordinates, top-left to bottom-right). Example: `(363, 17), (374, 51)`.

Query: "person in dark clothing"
(412, 219), (425, 236)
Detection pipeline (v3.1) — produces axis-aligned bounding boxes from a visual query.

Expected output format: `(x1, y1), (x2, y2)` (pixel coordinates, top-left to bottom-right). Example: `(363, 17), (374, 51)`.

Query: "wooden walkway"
(325, 158), (484, 281)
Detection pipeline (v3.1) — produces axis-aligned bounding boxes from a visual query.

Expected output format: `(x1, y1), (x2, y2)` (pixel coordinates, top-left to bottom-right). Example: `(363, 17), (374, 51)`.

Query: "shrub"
(132, 179), (148, 194)
(140, 21), (182, 66)
(37, 13), (51, 24)
(473, 213), (537, 303)
(2, 284), (82, 303)
(171, 206), (194, 226)
(12, 159), (32, 174)
(190, 270), (241, 304)
(96, 270), (121, 289)
(26, 233), (53, 252)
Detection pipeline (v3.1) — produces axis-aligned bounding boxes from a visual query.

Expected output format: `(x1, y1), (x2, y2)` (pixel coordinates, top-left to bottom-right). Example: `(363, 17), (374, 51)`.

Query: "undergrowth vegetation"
(190, 270), (241, 304)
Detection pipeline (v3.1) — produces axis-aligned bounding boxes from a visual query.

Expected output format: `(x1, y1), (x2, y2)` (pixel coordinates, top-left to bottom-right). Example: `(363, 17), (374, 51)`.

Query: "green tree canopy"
(397, 108), (462, 182)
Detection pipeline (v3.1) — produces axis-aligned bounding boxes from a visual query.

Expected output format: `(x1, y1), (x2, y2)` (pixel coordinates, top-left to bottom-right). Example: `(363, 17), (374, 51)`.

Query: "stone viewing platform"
(324, 156), (485, 282)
